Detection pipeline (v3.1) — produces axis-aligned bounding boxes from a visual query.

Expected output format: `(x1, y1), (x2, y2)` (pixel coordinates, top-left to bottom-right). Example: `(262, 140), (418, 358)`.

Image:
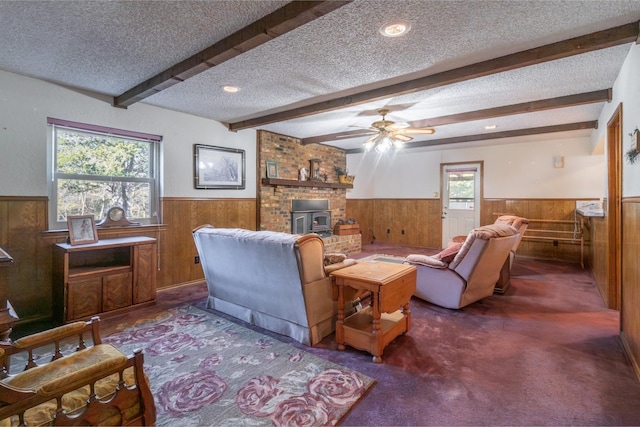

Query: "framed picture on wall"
(194, 144), (246, 189)
(266, 161), (279, 178)
(67, 215), (98, 245)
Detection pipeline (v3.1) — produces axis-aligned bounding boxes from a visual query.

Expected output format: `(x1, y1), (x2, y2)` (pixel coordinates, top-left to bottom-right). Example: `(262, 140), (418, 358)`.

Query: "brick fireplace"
(258, 131), (361, 255)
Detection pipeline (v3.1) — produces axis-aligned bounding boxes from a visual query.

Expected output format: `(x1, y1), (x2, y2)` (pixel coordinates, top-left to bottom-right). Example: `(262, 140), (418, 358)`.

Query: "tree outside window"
(448, 172), (475, 209)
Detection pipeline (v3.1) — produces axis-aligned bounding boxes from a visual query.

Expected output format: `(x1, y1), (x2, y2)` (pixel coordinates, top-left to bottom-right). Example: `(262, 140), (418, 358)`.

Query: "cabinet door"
(67, 278), (102, 321)
(103, 272), (133, 312)
(134, 243), (157, 304)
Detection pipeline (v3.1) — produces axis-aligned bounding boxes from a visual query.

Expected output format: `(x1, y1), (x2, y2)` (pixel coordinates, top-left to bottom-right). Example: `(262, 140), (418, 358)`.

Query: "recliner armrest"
(404, 254), (448, 269)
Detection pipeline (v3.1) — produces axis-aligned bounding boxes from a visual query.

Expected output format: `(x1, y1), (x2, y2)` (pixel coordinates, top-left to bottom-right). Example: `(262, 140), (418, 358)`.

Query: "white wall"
(347, 136), (604, 199)
(592, 43), (640, 198)
(0, 70), (256, 198)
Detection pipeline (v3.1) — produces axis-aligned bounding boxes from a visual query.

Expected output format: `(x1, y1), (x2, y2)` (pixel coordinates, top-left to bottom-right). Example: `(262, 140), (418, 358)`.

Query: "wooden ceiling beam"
(344, 121), (598, 153)
(300, 89), (611, 145)
(229, 21), (638, 131)
(113, 1), (352, 108)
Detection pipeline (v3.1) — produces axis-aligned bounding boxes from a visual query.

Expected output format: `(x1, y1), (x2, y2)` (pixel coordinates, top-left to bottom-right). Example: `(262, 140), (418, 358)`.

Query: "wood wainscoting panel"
(622, 199), (640, 380)
(351, 197), (587, 258)
(483, 198), (589, 264)
(0, 196), (256, 328)
(0, 197), (49, 324)
(160, 198), (257, 290)
(346, 199), (441, 249)
(345, 199), (373, 244)
(587, 215), (608, 305)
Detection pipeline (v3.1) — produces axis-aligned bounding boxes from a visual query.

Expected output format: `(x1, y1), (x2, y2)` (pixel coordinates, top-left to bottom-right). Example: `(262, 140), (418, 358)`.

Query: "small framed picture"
(67, 215), (98, 245)
(266, 161), (279, 178)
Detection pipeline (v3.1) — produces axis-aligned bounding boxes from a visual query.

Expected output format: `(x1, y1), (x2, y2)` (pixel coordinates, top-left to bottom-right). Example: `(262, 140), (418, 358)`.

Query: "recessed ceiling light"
(379, 20), (411, 37)
(485, 125), (497, 130)
(222, 85), (239, 93)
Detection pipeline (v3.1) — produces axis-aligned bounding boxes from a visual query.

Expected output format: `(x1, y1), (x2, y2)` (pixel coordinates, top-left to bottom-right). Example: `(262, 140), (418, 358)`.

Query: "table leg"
(336, 283), (345, 351)
(403, 301), (411, 333)
(371, 291), (382, 363)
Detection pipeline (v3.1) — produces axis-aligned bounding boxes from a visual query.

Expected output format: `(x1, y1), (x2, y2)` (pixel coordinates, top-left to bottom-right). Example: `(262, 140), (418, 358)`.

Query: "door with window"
(441, 163), (482, 248)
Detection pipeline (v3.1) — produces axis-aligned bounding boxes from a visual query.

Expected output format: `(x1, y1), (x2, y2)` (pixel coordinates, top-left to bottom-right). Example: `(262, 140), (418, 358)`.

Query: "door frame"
(440, 161), (484, 247)
(606, 104), (622, 311)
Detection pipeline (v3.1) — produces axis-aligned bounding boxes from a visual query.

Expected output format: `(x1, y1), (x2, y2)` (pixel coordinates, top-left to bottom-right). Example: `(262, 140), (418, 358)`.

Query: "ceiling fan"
(351, 108), (435, 152)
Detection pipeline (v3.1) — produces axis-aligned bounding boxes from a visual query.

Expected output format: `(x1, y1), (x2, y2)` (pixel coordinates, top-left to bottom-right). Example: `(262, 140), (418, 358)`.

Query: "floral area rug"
(102, 305), (375, 427)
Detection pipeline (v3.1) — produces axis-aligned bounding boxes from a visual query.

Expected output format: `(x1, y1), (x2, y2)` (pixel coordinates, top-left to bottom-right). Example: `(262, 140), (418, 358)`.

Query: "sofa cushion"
(434, 242), (463, 263)
(405, 254), (447, 269)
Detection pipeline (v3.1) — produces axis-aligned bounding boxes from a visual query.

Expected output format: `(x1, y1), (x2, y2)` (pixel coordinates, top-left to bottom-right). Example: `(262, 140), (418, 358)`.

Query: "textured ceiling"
(1, 0), (639, 151)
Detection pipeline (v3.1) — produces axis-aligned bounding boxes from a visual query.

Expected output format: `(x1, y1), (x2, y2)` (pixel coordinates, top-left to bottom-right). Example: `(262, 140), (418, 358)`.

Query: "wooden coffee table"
(330, 261), (416, 363)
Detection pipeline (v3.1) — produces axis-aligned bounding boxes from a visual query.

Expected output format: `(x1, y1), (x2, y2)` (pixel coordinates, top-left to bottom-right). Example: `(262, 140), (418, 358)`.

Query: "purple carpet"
(197, 244), (640, 425)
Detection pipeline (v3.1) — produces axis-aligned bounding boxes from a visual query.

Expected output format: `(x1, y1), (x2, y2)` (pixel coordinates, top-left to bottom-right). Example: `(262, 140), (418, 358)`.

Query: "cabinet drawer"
(103, 272), (133, 312)
(67, 278), (102, 321)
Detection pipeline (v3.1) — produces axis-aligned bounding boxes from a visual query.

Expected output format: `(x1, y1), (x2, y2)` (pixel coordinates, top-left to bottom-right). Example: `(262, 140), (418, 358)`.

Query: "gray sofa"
(192, 226), (355, 346)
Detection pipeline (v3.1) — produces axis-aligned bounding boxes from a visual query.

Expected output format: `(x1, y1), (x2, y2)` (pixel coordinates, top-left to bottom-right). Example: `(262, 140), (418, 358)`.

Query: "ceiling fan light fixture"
(363, 139), (376, 151)
(375, 142), (390, 153)
(358, 109), (434, 153)
(379, 20), (411, 38)
(375, 136), (393, 153)
(392, 139), (405, 150)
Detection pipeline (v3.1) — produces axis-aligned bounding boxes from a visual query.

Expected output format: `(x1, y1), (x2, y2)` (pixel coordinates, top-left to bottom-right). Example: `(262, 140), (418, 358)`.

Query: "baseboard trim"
(620, 331), (640, 382)
(158, 280), (206, 293)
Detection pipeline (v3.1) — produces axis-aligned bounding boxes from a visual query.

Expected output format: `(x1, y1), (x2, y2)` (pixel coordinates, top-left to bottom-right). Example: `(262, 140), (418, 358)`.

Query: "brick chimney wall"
(258, 130), (349, 233)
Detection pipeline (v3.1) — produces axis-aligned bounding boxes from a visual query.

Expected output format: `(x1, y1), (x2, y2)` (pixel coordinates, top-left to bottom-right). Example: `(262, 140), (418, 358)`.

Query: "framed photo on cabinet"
(67, 215), (98, 245)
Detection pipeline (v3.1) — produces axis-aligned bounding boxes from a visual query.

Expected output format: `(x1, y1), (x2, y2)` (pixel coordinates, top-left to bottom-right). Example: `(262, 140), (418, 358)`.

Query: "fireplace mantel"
(261, 178), (352, 189)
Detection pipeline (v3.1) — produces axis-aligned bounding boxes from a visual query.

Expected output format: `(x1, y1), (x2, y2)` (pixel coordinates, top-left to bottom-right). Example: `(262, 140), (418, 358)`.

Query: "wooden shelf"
(261, 178), (352, 189)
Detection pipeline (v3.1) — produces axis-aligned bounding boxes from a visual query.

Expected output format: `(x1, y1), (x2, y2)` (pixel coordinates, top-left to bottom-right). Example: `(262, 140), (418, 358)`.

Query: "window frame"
(47, 118), (162, 230)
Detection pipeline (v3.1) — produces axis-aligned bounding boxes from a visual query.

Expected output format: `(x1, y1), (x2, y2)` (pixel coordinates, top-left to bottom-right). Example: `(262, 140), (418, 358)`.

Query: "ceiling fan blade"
(349, 125), (378, 131)
(391, 133), (413, 142)
(335, 130), (375, 139)
(386, 122), (410, 131)
(400, 128), (436, 135)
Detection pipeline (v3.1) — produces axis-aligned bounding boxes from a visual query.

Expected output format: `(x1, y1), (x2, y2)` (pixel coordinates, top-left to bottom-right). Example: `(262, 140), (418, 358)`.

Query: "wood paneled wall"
(0, 196), (257, 327)
(483, 198), (588, 264)
(347, 199), (442, 248)
(348, 197), (589, 263)
(0, 197), (49, 322)
(586, 215), (608, 305)
(160, 198), (256, 289)
(621, 199), (640, 379)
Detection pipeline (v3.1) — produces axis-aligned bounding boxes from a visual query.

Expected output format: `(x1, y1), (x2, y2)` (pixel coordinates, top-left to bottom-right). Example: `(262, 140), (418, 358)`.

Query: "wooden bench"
(0, 317), (155, 426)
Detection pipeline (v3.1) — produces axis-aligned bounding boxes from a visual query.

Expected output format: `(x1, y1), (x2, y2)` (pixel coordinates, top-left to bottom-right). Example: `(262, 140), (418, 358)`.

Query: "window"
(447, 171), (475, 210)
(48, 118), (161, 229)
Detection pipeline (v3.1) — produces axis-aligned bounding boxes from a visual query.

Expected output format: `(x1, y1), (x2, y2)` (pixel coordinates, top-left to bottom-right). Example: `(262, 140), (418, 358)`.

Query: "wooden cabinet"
(53, 237), (157, 323)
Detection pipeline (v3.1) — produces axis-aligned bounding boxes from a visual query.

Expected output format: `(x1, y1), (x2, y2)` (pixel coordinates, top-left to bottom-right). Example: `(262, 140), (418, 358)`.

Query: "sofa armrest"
(324, 258), (357, 274)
